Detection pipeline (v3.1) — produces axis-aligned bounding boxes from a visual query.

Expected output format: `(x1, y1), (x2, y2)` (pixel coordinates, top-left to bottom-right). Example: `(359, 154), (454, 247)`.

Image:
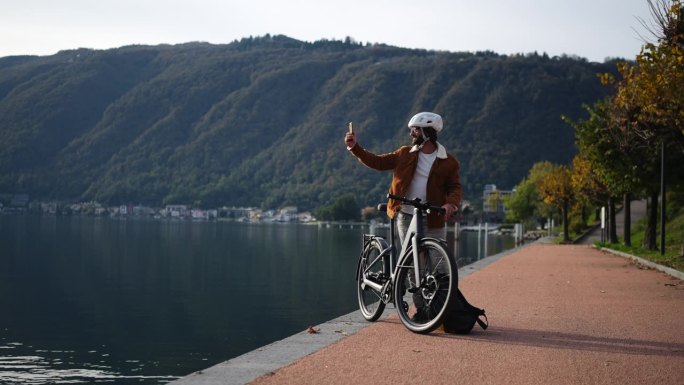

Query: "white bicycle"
(356, 194), (458, 333)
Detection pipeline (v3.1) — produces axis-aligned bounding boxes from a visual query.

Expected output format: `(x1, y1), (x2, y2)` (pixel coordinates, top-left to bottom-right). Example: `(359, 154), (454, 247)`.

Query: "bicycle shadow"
(434, 326), (684, 357)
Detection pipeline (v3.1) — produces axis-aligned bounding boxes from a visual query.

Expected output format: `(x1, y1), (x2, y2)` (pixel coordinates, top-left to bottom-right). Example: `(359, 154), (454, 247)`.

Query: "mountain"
(0, 35), (617, 211)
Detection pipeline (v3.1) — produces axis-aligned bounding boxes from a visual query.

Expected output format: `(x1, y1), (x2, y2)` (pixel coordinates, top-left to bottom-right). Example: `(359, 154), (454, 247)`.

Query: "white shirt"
(401, 150), (438, 214)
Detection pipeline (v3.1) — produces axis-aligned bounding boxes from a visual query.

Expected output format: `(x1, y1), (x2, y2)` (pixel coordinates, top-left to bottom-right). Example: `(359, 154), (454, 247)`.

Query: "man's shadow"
(436, 326), (684, 357)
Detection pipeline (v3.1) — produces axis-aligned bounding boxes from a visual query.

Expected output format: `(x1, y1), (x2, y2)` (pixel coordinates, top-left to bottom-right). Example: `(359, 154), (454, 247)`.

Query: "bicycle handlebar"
(386, 194), (446, 215)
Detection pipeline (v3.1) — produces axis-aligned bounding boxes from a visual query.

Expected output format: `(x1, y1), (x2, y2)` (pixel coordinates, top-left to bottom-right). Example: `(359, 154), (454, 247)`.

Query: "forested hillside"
(0, 35), (617, 211)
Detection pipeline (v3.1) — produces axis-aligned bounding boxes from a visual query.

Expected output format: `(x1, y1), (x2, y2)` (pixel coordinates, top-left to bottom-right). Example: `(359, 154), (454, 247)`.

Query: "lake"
(0, 214), (514, 384)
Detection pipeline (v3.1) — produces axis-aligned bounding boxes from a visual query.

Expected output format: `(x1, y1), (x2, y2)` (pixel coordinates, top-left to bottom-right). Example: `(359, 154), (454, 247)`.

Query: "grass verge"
(596, 205), (684, 273)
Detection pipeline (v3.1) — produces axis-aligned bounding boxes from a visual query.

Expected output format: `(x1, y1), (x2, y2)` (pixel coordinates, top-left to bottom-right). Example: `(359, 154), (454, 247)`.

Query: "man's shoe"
(411, 309), (430, 323)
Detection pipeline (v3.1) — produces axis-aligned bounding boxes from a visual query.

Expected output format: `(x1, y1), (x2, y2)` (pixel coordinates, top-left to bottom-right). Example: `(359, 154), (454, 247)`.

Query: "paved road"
(247, 243), (684, 385)
(577, 200), (647, 245)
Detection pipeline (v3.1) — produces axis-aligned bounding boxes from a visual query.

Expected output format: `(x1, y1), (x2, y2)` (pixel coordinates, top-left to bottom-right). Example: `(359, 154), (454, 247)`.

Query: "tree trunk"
(644, 192), (658, 250)
(623, 192), (632, 247)
(563, 199), (569, 243)
(609, 197), (618, 244)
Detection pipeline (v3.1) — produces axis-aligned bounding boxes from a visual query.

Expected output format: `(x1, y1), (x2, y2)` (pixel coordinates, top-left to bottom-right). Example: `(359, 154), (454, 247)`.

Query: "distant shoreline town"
(0, 194), (314, 223)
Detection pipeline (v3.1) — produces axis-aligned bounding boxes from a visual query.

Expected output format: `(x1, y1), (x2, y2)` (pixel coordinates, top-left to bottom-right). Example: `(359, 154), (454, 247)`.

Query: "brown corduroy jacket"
(349, 142), (462, 228)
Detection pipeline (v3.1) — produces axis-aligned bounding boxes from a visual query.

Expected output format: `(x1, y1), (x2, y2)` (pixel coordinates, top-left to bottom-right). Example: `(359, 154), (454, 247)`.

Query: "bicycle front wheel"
(394, 239), (457, 333)
(356, 238), (388, 321)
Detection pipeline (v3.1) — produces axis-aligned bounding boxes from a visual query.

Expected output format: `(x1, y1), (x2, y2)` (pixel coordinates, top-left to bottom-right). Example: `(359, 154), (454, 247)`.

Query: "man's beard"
(412, 135), (425, 146)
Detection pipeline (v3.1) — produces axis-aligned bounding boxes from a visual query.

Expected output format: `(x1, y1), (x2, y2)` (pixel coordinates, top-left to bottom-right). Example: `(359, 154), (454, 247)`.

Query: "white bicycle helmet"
(407, 112), (443, 132)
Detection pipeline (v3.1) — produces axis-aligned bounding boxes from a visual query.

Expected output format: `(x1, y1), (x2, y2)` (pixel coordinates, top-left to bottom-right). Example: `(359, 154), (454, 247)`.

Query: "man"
(344, 112), (462, 245)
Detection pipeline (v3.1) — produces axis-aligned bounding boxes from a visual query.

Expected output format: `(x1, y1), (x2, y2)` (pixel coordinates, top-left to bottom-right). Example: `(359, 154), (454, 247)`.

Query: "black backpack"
(442, 288), (488, 334)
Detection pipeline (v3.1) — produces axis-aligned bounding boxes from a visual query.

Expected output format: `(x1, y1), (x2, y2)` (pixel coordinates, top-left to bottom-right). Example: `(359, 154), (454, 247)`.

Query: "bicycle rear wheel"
(356, 238), (389, 321)
(394, 239), (457, 333)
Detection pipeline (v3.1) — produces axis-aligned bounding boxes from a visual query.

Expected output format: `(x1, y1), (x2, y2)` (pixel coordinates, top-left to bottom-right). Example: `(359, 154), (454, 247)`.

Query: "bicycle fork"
(409, 243), (439, 309)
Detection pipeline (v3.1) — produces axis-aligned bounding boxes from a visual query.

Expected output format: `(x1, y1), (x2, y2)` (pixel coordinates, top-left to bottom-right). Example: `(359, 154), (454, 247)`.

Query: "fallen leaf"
(307, 326), (320, 334)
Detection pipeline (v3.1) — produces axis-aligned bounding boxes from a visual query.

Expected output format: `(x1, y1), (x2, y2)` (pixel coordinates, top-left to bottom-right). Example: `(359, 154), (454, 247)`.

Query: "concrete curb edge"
(598, 246), (684, 281)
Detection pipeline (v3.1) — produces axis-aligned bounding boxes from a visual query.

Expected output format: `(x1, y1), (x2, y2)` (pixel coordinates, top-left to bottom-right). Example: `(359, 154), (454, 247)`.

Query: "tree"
(537, 164), (574, 242)
(567, 99), (642, 245)
(599, 0), (684, 249)
(571, 154), (610, 230)
(504, 161), (555, 229)
(504, 179), (535, 225)
(315, 193), (360, 221)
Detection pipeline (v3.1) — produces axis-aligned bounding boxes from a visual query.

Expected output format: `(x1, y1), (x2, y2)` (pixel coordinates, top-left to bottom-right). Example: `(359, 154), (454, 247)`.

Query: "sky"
(0, 0), (658, 62)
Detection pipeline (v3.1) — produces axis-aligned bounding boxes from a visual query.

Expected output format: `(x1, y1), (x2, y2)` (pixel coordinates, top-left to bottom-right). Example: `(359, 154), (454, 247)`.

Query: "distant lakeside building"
(1, 196), (315, 224)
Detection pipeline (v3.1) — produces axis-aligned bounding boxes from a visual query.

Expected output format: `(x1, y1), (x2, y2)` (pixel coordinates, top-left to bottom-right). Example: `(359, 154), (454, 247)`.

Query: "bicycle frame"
(360, 205), (426, 301)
